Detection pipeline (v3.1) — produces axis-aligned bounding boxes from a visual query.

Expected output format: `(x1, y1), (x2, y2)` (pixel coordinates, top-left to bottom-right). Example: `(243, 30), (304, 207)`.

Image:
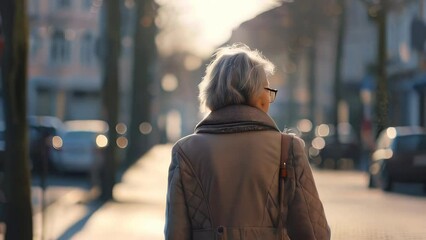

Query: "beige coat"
(165, 105), (330, 240)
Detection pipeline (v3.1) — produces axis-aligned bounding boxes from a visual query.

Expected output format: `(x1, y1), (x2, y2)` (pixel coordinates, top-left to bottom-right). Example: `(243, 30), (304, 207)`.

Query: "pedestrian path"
(45, 143), (426, 240)
(70, 144), (172, 240)
(314, 170), (426, 240)
(33, 187), (95, 240)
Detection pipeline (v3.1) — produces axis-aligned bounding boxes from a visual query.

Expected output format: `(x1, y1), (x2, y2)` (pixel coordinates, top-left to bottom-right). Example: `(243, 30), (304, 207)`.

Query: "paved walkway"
(314, 170), (426, 240)
(35, 144), (426, 240)
(69, 144), (171, 240)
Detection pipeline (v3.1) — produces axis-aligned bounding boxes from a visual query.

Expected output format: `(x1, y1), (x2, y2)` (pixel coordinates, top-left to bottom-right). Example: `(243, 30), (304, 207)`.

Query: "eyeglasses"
(264, 87), (278, 103)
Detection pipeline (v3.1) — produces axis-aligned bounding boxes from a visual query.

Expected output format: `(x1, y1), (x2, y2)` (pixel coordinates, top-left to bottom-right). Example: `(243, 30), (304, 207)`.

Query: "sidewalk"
(43, 144), (426, 240)
(66, 144), (172, 240)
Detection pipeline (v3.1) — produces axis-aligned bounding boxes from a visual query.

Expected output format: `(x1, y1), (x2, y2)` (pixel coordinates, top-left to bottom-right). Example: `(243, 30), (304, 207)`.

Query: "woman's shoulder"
(172, 133), (209, 153)
(174, 133), (202, 145)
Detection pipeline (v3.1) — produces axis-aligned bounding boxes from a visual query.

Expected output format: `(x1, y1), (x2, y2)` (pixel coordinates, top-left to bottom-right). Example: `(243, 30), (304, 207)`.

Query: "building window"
(36, 87), (53, 116)
(57, 0), (71, 9)
(80, 33), (94, 65)
(30, 32), (42, 58)
(50, 30), (71, 64)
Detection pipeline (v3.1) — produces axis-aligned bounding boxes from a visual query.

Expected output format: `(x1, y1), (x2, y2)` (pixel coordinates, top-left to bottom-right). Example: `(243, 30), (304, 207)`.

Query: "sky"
(155, 0), (282, 58)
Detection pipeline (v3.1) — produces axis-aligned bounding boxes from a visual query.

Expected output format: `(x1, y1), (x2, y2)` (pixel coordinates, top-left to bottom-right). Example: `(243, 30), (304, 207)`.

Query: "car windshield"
(393, 134), (426, 152)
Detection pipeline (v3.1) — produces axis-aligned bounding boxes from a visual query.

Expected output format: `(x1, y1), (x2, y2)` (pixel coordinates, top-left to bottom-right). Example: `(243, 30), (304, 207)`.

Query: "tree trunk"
(308, 41), (317, 133)
(359, 0), (408, 136)
(99, 0), (121, 201)
(0, 0), (33, 239)
(333, 0), (346, 142)
(375, 2), (388, 137)
(126, 0), (157, 166)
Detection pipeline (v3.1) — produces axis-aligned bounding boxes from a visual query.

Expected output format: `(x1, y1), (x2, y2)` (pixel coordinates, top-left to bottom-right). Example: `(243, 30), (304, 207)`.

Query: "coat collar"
(195, 105), (281, 134)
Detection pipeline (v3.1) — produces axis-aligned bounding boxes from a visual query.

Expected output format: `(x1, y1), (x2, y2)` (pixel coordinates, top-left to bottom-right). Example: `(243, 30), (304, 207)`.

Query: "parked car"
(309, 123), (361, 168)
(52, 120), (108, 173)
(28, 116), (65, 172)
(0, 121), (4, 171)
(368, 126), (426, 191)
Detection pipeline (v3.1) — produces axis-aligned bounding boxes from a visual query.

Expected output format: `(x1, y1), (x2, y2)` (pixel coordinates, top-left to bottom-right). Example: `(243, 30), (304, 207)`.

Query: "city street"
(2, 1), (426, 240)
(33, 144), (426, 240)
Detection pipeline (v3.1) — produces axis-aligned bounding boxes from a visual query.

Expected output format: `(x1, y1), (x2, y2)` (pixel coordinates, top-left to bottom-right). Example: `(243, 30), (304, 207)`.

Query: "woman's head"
(198, 43), (275, 113)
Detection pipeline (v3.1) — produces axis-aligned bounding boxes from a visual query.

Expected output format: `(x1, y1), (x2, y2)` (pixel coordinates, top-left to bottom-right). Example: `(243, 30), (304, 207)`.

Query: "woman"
(165, 44), (330, 240)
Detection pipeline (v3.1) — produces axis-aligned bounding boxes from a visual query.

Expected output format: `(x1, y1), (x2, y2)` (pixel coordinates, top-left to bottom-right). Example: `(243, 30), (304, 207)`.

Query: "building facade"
(27, 0), (136, 123)
(28, 0), (103, 120)
(228, 0), (426, 135)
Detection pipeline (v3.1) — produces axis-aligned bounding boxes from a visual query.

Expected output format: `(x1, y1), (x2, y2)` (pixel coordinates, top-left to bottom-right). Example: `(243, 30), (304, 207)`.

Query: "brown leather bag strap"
(280, 134), (291, 178)
(277, 133), (293, 236)
(277, 133), (293, 239)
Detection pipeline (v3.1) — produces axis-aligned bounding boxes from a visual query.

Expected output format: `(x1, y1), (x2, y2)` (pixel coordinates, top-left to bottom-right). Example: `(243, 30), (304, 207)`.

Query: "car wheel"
(380, 163), (392, 191)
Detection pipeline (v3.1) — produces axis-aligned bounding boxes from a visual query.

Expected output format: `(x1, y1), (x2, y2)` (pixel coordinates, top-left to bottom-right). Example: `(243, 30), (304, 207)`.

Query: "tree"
(227, 0), (338, 128)
(333, 0), (346, 143)
(126, 0), (158, 166)
(99, 0), (121, 200)
(284, 0), (338, 128)
(359, 0), (417, 137)
(0, 0), (33, 239)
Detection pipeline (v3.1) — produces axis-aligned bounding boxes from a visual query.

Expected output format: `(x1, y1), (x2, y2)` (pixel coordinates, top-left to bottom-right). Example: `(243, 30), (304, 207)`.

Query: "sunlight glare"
(161, 74), (178, 92)
(386, 127), (397, 139)
(96, 134), (108, 148)
(52, 136), (63, 150)
(316, 124), (330, 137)
(155, 0), (280, 57)
(297, 119), (312, 133)
(191, 0), (280, 56)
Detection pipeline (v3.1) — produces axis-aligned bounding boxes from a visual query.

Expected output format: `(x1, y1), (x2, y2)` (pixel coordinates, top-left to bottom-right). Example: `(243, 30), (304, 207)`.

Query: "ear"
(248, 94), (268, 112)
(248, 95), (260, 108)
(256, 100), (265, 109)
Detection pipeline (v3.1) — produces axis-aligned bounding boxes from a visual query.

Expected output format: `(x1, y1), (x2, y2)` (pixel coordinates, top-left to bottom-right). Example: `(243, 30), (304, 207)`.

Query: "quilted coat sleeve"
(164, 145), (191, 240)
(287, 137), (331, 240)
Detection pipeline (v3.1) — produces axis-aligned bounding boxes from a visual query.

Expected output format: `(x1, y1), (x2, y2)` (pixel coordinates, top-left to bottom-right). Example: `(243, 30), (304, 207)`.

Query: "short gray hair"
(198, 43), (275, 112)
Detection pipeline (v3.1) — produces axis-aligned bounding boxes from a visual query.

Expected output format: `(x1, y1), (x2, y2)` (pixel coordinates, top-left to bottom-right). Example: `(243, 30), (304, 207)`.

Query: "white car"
(52, 120), (109, 172)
